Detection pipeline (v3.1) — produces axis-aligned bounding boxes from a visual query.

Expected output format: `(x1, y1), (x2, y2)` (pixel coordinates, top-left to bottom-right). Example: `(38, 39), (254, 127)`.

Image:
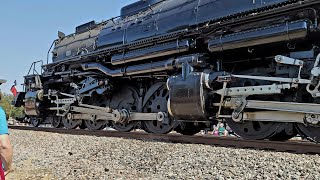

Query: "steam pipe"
(81, 63), (123, 77)
(81, 54), (205, 77)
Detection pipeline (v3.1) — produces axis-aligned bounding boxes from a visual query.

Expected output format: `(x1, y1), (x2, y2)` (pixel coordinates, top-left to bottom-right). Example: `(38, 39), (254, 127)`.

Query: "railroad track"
(9, 125), (320, 154)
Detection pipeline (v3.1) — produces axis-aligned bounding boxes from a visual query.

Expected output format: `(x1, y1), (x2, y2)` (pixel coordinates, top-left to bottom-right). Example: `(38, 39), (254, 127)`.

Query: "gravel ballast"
(6, 129), (320, 180)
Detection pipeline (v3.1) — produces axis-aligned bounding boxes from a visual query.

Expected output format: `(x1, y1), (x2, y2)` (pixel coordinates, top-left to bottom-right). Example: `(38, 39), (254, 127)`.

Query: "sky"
(0, 0), (136, 93)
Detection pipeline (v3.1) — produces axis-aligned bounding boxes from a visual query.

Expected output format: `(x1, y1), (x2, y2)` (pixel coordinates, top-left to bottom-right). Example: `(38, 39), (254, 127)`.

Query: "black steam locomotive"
(15, 0), (320, 142)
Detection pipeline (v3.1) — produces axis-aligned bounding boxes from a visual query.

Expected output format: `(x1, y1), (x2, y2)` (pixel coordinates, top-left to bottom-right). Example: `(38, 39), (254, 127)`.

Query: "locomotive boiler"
(15, 0), (320, 142)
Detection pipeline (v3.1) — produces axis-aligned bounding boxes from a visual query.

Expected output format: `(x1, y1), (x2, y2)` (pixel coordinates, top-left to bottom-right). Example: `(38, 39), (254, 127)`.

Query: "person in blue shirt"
(0, 79), (13, 177)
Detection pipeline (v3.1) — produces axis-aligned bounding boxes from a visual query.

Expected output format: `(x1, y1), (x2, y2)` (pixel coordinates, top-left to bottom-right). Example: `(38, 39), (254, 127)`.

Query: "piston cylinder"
(167, 72), (208, 120)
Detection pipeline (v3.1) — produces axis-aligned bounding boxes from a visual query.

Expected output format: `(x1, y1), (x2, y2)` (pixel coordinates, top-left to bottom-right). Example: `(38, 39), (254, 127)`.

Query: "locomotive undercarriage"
(19, 50), (320, 142)
(15, 0), (320, 142)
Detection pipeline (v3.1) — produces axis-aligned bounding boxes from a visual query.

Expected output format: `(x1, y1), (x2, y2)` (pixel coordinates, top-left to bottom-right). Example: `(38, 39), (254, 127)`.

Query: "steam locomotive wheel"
(30, 117), (41, 127)
(84, 96), (107, 130)
(112, 122), (138, 132)
(226, 119), (281, 140)
(295, 97), (320, 142)
(62, 117), (82, 129)
(143, 83), (175, 134)
(226, 77), (281, 139)
(110, 85), (140, 132)
(50, 115), (62, 128)
(85, 120), (106, 131)
(296, 124), (320, 143)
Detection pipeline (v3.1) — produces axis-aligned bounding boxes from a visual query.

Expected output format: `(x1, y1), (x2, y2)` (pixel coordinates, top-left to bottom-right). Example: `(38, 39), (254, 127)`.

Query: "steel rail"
(9, 126), (320, 154)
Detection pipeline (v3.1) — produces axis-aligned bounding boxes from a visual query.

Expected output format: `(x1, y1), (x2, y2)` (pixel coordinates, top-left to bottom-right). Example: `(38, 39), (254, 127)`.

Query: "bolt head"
(275, 56), (282, 62)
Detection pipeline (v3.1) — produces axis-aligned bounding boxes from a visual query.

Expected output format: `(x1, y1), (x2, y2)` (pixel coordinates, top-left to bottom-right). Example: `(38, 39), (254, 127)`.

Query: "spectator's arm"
(0, 134), (12, 172)
(0, 108), (13, 174)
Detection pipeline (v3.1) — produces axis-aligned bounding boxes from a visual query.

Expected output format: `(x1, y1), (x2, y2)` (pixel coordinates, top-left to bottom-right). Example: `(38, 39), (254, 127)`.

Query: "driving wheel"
(142, 83), (176, 134)
(110, 85), (140, 132)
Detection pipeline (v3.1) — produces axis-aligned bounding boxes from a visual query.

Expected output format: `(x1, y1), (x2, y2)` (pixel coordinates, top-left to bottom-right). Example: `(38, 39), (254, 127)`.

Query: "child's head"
(219, 123), (224, 128)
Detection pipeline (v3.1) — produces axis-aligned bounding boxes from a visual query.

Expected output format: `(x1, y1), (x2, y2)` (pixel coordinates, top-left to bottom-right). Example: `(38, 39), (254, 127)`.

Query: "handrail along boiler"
(14, 0), (320, 142)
